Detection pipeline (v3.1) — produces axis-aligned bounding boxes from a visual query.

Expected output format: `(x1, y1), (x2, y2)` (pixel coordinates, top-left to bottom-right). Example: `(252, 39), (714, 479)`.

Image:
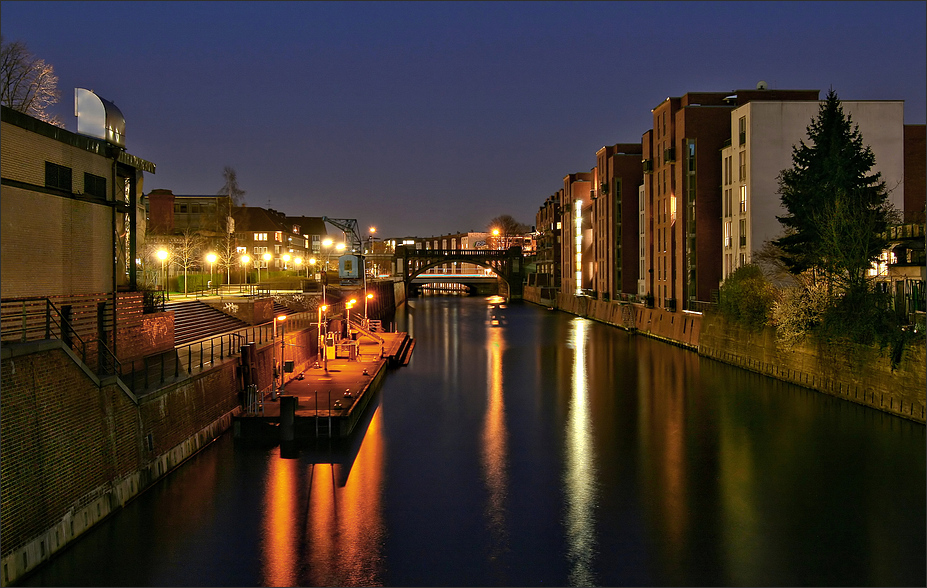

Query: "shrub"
(718, 264), (777, 329)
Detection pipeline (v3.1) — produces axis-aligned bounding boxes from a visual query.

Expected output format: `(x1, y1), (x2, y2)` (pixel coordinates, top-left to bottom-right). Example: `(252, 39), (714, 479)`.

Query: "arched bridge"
(393, 245), (525, 298)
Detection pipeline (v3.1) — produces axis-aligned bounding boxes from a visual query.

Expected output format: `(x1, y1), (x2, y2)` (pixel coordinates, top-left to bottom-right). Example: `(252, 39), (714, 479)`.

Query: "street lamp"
(282, 253), (290, 271)
(240, 254), (251, 288)
(318, 304), (328, 372)
(157, 249), (169, 300)
(365, 292), (374, 322)
(261, 252), (272, 283)
(492, 228), (500, 250)
(346, 299), (356, 339)
(308, 257), (316, 279)
(272, 314), (287, 400)
(206, 252), (217, 290)
(295, 257), (303, 278)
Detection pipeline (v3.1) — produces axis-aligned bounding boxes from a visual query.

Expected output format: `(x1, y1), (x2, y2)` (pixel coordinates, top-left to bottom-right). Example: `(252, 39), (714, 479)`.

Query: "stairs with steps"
(167, 300), (251, 346)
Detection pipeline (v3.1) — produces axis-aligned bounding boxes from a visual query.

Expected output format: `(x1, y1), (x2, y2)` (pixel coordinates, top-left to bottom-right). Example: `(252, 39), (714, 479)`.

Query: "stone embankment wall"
(525, 286), (925, 423)
(699, 313), (926, 423)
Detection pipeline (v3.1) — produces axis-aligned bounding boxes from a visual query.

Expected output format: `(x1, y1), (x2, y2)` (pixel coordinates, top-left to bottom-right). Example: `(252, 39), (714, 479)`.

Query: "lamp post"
(261, 252), (272, 284)
(239, 254), (250, 290)
(282, 253), (290, 271)
(308, 257), (316, 279)
(365, 292), (374, 323)
(318, 304), (328, 372)
(492, 228), (500, 250)
(206, 252), (217, 290)
(157, 249), (169, 300)
(295, 256), (303, 278)
(272, 314), (287, 400)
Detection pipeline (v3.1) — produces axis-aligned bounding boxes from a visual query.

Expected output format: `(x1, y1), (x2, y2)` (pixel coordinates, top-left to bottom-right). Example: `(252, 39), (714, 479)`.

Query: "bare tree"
(0, 35), (62, 126)
(217, 166), (246, 207)
(217, 231), (238, 285)
(488, 214), (530, 250)
(173, 227), (205, 296)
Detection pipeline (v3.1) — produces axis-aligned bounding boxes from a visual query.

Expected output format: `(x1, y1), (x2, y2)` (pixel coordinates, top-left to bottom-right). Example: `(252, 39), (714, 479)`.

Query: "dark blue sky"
(3, 1), (925, 238)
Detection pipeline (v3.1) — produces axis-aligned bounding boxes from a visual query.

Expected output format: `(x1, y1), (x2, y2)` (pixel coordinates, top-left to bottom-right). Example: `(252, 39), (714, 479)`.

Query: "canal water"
(21, 296), (926, 586)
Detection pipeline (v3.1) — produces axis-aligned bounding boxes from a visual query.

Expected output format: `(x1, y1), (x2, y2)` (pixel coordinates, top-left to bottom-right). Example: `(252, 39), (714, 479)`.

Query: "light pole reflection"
(564, 317), (598, 586)
(262, 448), (299, 587)
(482, 323), (510, 563)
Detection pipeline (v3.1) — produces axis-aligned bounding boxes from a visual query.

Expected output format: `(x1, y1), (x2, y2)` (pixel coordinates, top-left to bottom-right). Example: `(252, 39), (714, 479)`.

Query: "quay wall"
(0, 342), (241, 585)
(525, 286), (925, 423)
(699, 313), (926, 423)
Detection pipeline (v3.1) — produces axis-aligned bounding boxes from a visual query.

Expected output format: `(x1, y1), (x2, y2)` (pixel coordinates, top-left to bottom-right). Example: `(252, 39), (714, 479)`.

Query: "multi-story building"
(534, 194), (561, 288)
(721, 99), (906, 281)
(231, 207), (327, 276)
(560, 172), (593, 296)
(593, 143), (643, 300)
(2, 103), (154, 300)
(644, 87), (820, 311)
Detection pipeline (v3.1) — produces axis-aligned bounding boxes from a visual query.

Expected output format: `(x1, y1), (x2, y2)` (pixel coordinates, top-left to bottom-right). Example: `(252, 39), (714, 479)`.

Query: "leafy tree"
(488, 214), (530, 250)
(774, 89), (893, 295)
(0, 35), (62, 126)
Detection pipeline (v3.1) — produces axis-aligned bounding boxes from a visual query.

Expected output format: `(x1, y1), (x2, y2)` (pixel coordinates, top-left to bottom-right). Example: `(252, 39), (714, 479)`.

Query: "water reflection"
(563, 317), (598, 586)
(262, 450), (300, 586)
(481, 321), (510, 567)
(301, 406), (386, 586)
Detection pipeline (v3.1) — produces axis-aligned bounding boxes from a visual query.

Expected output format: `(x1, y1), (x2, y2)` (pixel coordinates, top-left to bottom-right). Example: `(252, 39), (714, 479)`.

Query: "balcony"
(642, 159), (654, 174)
(663, 147), (676, 162)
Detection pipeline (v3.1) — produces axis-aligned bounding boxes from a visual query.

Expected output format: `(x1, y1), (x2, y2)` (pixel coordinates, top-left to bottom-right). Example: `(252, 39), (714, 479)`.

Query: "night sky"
(2, 1), (925, 238)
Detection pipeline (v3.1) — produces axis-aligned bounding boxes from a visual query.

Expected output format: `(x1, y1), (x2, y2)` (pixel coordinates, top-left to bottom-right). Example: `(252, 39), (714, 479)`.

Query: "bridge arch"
(394, 246), (525, 299)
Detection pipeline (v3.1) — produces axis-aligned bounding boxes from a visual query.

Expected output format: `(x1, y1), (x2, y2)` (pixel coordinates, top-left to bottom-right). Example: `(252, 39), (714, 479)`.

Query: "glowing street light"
(157, 249), (169, 300)
(206, 252), (217, 289)
(295, 257), (303, 278)
(365, 292), (374, 321)
(260, 252), (272, 283)
(282, 253), (290, 271)
(240, 254), (251, 287)
(272, 314), (287, 400)
(318, 304), (328, 372)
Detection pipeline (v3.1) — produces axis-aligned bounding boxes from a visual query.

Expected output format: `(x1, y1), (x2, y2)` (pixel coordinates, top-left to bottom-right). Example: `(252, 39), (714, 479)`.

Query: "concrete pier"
(233, 330), (413, 439)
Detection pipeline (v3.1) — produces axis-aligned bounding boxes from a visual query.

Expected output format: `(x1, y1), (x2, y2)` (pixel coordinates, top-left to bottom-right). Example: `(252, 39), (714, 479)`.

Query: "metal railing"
(0, 297), (121, 382)
(122, 309), (325, 393)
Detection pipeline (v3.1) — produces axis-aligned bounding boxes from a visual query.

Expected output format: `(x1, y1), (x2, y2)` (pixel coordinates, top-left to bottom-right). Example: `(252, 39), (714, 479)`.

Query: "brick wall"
(1, 186), (113, 298)
(1, 341), (241, 584)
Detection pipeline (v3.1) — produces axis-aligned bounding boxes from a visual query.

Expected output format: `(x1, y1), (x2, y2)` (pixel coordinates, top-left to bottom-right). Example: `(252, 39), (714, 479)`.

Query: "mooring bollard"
(280, 395), (297, 441)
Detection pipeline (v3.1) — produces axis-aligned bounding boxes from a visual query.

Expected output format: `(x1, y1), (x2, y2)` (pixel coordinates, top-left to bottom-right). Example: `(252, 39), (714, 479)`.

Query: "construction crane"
(322, 217), (363, 253)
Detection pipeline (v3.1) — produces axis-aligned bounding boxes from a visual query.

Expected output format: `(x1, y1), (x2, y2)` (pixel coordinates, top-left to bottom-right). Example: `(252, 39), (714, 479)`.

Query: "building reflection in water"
(563, 317), (598, 586)
(636, 339), (692, 581)
(260, 405), (387, 587)
(482, 322), (510, 565)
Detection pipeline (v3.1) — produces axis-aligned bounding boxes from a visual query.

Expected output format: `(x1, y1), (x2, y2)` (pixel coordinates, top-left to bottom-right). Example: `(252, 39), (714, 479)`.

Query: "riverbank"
(524, 285), (926, 424)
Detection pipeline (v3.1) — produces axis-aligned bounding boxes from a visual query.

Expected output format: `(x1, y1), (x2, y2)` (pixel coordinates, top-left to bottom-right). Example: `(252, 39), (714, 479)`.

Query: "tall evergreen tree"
(774, 89), (893, 293)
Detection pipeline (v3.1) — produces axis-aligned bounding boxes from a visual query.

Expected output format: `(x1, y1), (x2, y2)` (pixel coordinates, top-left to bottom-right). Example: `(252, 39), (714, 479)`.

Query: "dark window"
(45, 162), (72, 191)
(83, 173), (107, 198)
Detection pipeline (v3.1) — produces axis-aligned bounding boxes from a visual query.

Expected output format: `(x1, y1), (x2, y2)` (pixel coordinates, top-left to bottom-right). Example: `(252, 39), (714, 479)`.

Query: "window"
(83, 173), (106, 198)
(275, 231), (283, 242)
(738, 116), (746, 145)
(254, 232), (267, 241)
(253, 246), (267, 255)
(738, 151), (746, 181)
(740, 186), (747, 213)
(739, 219), (747, 247)
(724, 221), (732, 248)
(45, 162), (72, 191)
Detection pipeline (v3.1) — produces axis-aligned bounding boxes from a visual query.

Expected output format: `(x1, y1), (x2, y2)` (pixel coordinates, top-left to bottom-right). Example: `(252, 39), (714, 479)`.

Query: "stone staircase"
(167, 300), (251, 346)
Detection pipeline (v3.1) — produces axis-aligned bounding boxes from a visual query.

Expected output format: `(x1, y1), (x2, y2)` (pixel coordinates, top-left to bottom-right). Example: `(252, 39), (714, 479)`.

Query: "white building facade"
(720, 100), (905, 281)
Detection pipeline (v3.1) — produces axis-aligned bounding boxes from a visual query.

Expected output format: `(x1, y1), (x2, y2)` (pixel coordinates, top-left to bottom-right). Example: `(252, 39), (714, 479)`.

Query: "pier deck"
(234, 330), (413, 439)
